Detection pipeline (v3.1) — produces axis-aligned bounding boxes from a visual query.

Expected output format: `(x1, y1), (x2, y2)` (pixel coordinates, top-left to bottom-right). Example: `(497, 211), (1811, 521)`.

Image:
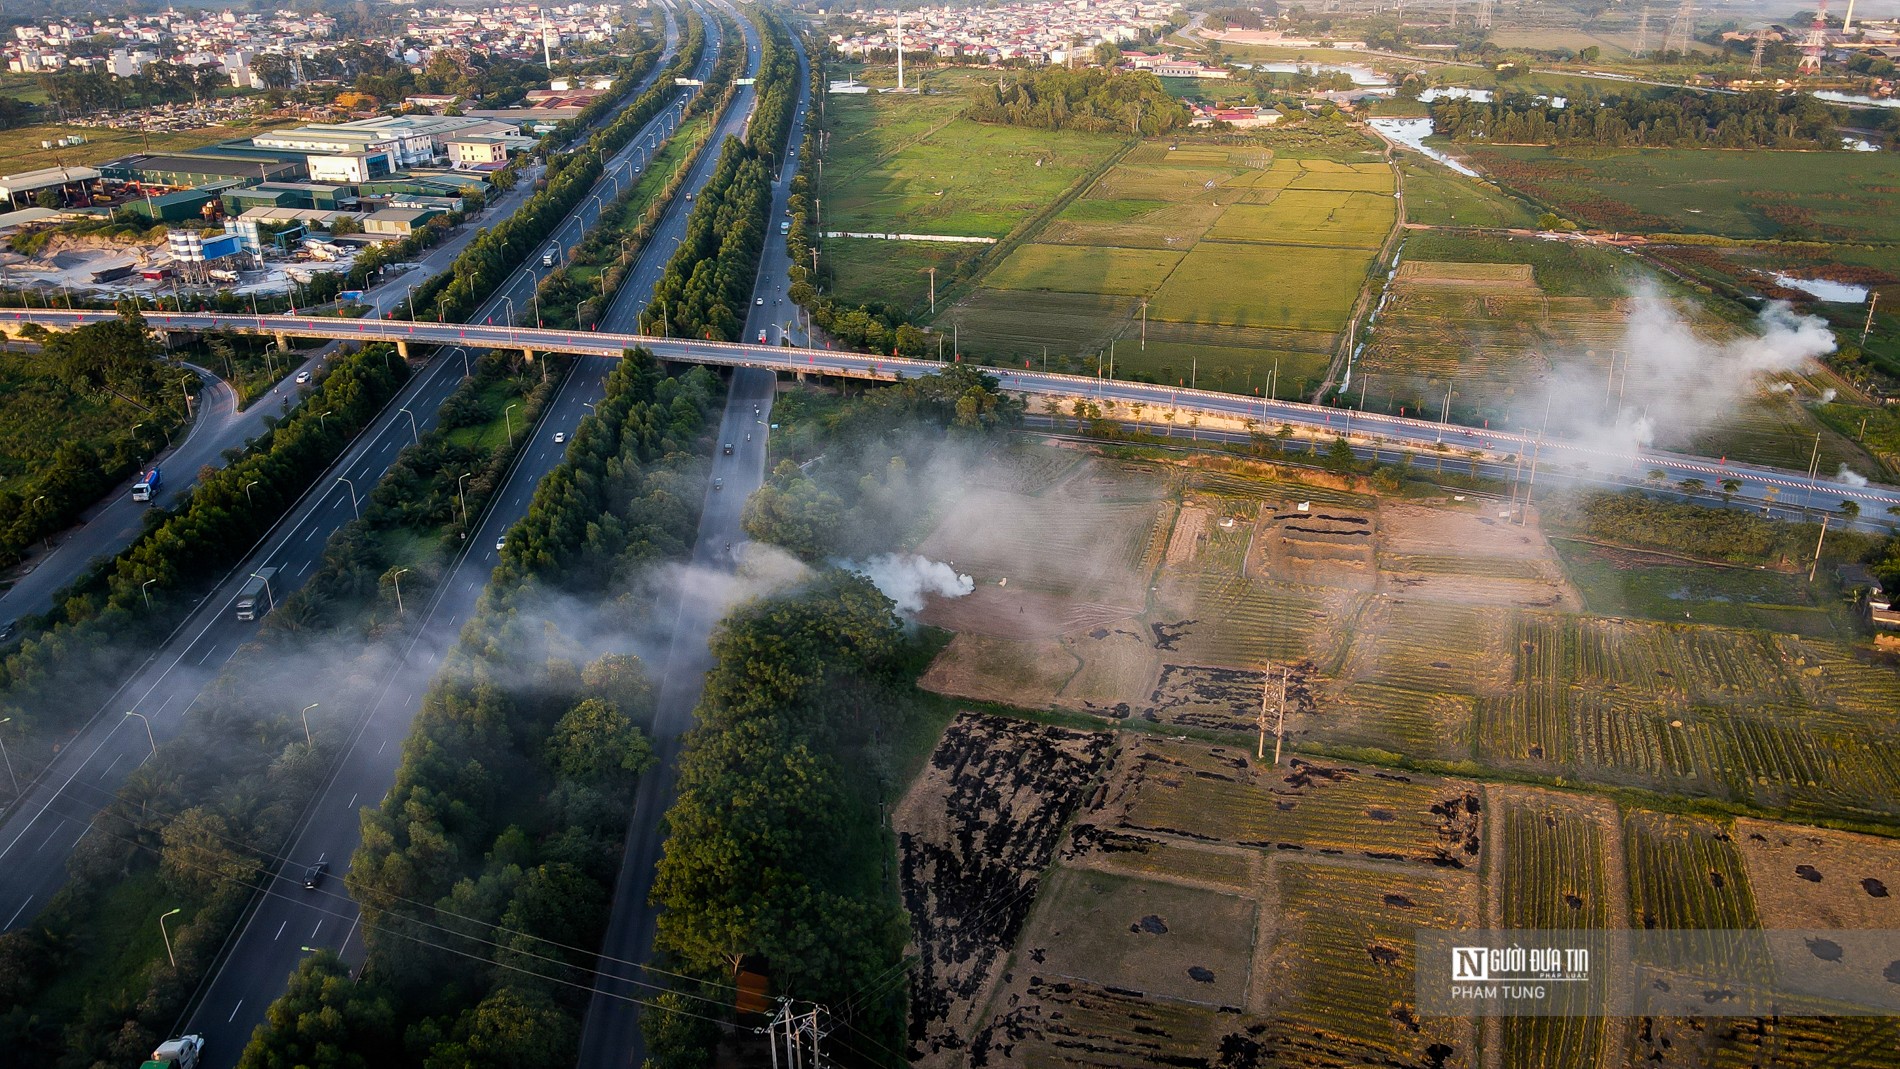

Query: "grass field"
(1466, 145), (1900, 241)
(1551, 538), (1847, 637)
(820, 75), (1121, 239)
(826, 238), (975, 311)
(1397, 158), (1543, 229)
(0, 119), (288, 174)
(940, 141), (1395, 392)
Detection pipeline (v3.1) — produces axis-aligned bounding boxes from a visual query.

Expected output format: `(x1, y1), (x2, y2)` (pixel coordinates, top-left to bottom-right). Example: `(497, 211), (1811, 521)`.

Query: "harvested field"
(1255, 505), (1377, 590)
(1731, 819), (1900, 930)
(918, 488), (1163, 604)
(1016, 867), (1256, 1004)
(917, 633), (1075, 707)
(1143, 663), (1271, 731)
(1098, 739), (1484, 867)
(1258, 859), (1478, 1068)
(1396, 260), (1538, 288)
(1489, 787), (1627, 1069)
(897, 714), (1115, 1065)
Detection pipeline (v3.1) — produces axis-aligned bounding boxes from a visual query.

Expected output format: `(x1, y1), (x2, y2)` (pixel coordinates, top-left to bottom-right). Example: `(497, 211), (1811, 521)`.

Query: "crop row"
(1264, 860), (1475, 1066)
(1499, 796), (1612, 1069)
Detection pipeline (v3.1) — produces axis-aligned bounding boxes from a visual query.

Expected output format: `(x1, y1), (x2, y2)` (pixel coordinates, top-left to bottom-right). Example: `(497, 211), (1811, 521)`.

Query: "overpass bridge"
(12, 307), (1900, 521)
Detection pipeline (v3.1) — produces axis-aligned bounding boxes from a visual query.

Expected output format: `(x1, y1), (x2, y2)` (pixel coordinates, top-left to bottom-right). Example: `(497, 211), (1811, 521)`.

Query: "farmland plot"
(1258, 860), (1478, 1068)
(1490, 787), (1626, 1069)
(897, 714), (1115, 1066)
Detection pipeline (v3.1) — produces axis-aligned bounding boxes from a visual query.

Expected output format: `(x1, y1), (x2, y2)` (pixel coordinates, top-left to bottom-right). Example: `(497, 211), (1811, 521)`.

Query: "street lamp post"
(0, 717), (20, 798)
(337, 477), (358, 518)
(399, 407), (420, 445)
(504, 403), (518, 444)
(392, 569), (408, 615)
(299, 702), (317, 745)
(457, 472), (472, 527)
(159, 908), (182, 968)
(245, 480), (259, 506)
(142, 578), (156, 609)
(124, 710), (156, 758)
(251, 571), (276, 613)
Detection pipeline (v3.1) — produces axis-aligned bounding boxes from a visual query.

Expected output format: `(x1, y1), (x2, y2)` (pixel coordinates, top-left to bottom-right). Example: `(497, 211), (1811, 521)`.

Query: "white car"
(495, 536), (507, 552)
(295, 370), (311, 384)
(553, 432), (567, 444)
(756, 297), (764, 306)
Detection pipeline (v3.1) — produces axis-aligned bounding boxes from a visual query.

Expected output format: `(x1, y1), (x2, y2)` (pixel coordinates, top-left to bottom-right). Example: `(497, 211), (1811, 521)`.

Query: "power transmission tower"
(1662, 0), (1695, 58)
(1634, 5), (1652, 57)
(1477, 0), (1493, 30)
(762, 1000), (831, 1069)
(1799, 0), (1829, 73)
(1749, 29), (1766, 74)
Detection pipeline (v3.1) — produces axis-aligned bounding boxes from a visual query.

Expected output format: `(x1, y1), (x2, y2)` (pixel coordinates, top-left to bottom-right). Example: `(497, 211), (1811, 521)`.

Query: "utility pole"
(1141, 297), (1147, 350)
(1257, 672), (1270, 760)
(928, 266), (935, 313)
(1809, 513), (1830, 582)
(1273, 667), (1288, 766)
(1863, 290), (1879, 345)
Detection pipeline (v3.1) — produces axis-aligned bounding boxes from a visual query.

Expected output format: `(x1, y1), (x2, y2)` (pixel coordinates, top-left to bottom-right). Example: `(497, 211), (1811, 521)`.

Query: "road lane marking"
(310, 920), (323, 940)
(198, 644), (218, 665)
(101, 752), (123, 779)
(71, 821), (91, 848)
(4, 896), (32, 928)
(37, 821), (64, 852)
(378, 739), (387, 755)
(275, 921), (286, 941)
(299, 560), (313, 576)
(305, 527), (318, 541)
(227, 1001), (243, 1022)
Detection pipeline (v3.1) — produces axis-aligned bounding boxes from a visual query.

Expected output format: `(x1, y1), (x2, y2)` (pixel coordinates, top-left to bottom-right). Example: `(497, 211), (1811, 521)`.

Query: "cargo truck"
(132, 468), (162, 502)
(141, 1035), (203, 1069)
(235, 567), (278, 621)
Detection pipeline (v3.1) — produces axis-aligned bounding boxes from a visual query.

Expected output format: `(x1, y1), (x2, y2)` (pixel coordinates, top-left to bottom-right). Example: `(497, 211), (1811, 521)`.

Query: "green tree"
(546, 698), (654, 781)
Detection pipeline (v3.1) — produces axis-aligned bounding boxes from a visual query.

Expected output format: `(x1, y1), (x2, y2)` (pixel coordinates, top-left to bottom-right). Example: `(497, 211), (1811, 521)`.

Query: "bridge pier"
(396, 340), (410, 360)
(521, 347), (535, 363)
(274, 331), (290, 352)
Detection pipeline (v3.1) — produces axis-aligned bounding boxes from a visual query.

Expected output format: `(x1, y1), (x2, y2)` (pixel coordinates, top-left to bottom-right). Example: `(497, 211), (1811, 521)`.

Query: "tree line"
(1430, 89), (1846, 149)
(234, 352), (721, 1069)
(646, 573), (915, 1066)
(1, 309), (191, 569)
(644, 140), (772, 341)
(964, 66), (1190, 135)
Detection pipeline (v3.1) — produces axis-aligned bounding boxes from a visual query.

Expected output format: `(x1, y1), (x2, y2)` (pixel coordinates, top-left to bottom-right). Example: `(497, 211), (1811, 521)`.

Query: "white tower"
(895, 14), (905, 90)
(1634, 5), (1652, 57)
(1662, 0), (1695, 57)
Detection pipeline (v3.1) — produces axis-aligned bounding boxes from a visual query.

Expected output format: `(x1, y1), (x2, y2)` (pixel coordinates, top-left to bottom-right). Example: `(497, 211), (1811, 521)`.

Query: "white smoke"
(1837, 464), (1869, 487)
(1819, 387), (1838, 403)
(846, 553), (974, 614)
(1768, 381), (1796, 394)
(1540, 287), (1837, 455)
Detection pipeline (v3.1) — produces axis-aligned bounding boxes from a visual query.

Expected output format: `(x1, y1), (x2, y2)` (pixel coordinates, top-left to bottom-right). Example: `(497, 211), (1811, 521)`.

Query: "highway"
(0, 1), (720, 1057)
(169, 8), (733, 1065)
(0, 5), (684, 635)
(575, 11), (806, 1067)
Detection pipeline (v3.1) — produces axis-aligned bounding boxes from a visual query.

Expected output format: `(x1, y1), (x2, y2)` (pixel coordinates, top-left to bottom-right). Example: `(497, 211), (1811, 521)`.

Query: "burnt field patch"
(896, 713), (1115, 1065)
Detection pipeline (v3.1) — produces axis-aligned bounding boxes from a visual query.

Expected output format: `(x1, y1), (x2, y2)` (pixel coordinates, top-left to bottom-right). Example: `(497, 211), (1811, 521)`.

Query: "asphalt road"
(171, 6), (753, 1064)
(0, 0), (709, 1022)
(575, 14), (806, 1067)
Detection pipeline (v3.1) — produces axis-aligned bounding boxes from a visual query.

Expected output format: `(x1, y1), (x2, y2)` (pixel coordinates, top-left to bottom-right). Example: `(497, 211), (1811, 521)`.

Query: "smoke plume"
(1837, 464), (1869, 487)
(846, 553), (974, 614)
(1539, 287), (1836, 454)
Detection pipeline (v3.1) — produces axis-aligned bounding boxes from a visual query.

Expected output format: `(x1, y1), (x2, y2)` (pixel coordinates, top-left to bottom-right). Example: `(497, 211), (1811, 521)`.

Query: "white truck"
(142, 1035), (203, 1069)
(235, 567), (278, 622)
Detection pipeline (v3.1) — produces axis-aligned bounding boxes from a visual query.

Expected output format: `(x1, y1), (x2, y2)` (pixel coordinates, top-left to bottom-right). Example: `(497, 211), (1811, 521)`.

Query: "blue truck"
(132, 467), (162, 503)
